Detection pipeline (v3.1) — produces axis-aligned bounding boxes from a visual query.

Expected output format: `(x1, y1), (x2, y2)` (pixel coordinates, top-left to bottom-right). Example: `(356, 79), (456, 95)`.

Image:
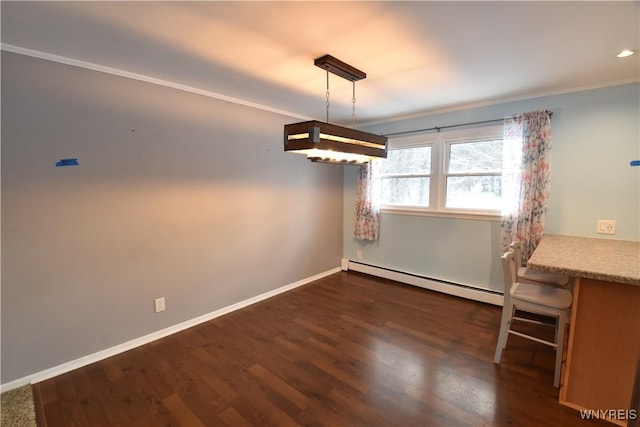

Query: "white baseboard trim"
(344, 259), (503, 306)
(0, 267), (341, 393)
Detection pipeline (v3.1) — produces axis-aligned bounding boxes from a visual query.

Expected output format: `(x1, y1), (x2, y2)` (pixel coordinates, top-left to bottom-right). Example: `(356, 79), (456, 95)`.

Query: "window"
(378, 125), (503, 217)
(445, 138), (503, 210)
(380, 146), (431, 207)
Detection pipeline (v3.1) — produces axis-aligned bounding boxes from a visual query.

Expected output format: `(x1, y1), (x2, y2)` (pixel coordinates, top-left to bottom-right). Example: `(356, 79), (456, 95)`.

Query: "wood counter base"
(560, 277), (640, 427)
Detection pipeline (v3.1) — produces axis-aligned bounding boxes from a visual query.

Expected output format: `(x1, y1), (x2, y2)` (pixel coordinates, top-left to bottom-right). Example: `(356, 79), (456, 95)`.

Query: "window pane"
(382, 146), (431, 175)
(446, 176), (501, 210)
(448, 139), (502, 173)
(382, 177), (430, 206)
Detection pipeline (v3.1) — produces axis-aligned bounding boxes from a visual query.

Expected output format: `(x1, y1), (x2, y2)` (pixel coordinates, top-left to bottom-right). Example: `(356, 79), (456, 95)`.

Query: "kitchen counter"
(527, 234), (640, 426)
(528, 234), (640, 285)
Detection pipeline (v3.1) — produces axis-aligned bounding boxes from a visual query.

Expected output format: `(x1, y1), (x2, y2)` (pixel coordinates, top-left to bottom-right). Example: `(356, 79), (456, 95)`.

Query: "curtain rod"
(383, 112), (553, 137)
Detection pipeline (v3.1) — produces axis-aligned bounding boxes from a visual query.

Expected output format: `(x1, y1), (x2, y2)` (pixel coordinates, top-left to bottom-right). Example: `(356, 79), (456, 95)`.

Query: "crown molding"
(3, 43), (637, 128)
(1, 43), (313, 121)
(359, 78), (640, 127)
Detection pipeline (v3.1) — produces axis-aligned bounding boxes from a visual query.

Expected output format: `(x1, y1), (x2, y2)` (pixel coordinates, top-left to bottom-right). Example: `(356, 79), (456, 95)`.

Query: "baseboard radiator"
(341, 259), (503, 306)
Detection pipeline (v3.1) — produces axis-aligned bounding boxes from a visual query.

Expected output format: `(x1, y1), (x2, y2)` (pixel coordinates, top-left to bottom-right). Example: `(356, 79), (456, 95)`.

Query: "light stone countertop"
(527, 234), (640, 286)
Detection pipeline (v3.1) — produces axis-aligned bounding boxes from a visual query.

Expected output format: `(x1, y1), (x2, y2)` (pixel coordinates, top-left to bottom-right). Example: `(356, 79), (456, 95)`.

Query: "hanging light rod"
(284, 54), (387, 165)
(314, 54), (366, 81)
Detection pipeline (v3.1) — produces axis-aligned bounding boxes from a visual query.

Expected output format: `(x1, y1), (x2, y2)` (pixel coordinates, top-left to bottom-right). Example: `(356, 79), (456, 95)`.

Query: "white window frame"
(380, 125), (503, 221)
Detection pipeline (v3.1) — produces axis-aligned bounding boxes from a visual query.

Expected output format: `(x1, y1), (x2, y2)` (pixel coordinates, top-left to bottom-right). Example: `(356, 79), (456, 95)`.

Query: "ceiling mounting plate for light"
(314, 55), (366, 81)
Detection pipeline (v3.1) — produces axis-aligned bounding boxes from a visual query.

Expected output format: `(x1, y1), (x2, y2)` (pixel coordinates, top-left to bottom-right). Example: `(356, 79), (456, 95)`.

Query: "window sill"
(380, 206), (501, 222)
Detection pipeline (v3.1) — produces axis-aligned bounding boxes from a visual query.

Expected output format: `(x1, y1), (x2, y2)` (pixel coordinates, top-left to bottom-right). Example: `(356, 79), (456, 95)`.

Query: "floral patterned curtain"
(501, 110), (553, 262)
(354, 160), (381, 241)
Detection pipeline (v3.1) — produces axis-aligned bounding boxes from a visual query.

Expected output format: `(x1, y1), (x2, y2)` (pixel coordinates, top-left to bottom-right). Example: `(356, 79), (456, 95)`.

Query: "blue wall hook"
(630, 160), (640, 167)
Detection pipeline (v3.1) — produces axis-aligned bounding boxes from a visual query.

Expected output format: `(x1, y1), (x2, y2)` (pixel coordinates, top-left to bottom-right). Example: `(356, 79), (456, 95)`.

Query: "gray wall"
(344, 83), (640, 292)
(1, 52), (343, 384)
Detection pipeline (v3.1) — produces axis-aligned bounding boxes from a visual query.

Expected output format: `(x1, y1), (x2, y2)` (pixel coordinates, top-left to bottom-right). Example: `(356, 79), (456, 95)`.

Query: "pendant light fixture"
(284, 55), (388, 164)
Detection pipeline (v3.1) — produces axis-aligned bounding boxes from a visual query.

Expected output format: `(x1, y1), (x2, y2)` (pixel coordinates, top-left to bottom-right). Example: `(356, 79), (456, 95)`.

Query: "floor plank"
(33, 271), (611, 426)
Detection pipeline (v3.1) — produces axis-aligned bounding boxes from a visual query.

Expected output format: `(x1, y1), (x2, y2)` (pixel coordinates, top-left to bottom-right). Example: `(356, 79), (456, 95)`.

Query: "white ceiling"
(2, 1), (639, 125)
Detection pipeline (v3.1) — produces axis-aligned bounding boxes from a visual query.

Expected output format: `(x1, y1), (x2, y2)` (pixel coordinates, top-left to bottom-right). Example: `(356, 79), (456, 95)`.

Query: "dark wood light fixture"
(284, 55), (387, 164)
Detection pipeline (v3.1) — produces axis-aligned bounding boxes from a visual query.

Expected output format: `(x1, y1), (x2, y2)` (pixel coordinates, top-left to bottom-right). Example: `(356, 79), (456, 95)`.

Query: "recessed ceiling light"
(616, 49), (636, 58)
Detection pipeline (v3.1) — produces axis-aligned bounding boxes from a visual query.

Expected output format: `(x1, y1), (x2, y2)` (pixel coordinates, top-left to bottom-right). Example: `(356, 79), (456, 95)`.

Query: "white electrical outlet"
(154, 297), (166, 313)
(597, 219), (616, 235)
(356, 250), (363, 259)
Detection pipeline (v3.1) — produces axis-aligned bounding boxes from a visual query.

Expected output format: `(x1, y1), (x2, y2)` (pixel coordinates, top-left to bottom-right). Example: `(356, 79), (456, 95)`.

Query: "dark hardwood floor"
(33, 271), (610, 426)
